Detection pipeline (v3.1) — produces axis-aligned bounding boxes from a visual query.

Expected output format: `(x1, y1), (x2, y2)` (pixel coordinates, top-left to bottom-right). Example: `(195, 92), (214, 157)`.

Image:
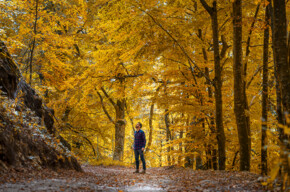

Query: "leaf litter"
(0, 165), (266, 191)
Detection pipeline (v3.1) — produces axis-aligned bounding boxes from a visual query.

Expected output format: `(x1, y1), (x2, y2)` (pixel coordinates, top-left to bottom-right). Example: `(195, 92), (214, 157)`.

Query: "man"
(133, 122), (146, 174)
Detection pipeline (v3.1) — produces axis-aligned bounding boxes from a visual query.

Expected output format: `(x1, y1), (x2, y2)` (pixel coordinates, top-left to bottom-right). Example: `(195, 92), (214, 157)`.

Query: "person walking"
(133, 122), (146, 174)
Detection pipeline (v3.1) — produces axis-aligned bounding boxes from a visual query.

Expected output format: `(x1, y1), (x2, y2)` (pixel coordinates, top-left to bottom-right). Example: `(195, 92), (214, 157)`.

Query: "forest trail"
(0, 165), (265, 192)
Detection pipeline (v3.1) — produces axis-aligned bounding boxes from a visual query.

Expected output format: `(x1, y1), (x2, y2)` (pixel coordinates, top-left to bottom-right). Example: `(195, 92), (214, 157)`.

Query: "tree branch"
(133, 5), (214, 87)
(199, 0), (213, 15)
(218, 17), (230, 32)
(244, 3), (260, 78)
(101, 87), (117, 108)
(65, 123), (96, 156)
(120, 62), (130, 76)
(29, 0), (39, 85)
(247, 65), (274, 89)
(97, 91), (115, 124)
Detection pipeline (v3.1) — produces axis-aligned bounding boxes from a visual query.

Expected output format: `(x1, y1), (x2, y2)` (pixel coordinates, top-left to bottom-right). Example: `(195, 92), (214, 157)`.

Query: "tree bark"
(272, 0), (290, 180)
(261, 2), (270, 176)
(146, 85), (161, 152)
(273, 0), (290, 132)
(233, 0), (250, 171)
(165, 108), (172, 165)
(100, 87), (126, 161)
(113, 99), (126, 161)
(146, 103), (154, 152)
(199, 0), (226, 170)
(200, 25), (219, 170)
(178, 128), (184, 166)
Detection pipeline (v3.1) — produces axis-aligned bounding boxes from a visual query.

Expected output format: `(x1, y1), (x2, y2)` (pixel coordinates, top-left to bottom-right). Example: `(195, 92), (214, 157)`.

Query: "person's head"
(136, 122), (142, 130)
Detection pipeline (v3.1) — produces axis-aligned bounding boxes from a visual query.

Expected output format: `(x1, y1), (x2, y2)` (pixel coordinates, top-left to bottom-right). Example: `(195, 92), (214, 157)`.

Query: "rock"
(0, 41), (82, 172)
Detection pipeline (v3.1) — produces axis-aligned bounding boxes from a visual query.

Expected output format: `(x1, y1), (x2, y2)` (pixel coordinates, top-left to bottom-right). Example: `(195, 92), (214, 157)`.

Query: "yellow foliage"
(1, 1), (288, 187)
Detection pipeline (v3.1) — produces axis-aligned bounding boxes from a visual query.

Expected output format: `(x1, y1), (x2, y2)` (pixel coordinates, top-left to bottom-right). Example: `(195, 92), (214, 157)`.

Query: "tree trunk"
(261, 2), (270, 176)
(160, 134), (163, 167)
(211, 1), (226, 171)
(146, 103), (154, 152)
(165, 108), (171, 165)
(233, 0), (250, 171)
(184, 118), (194, 168)
(113, 99), (126, 161)
(99, 87), (127, 161)
(200, 0), (226, 170)
(196, 154), (203, 170)
(272, 0), (290, 180)
(204, 45), (218, 170)
(273, 0), (290, 133)
(178, 128), (184, 166)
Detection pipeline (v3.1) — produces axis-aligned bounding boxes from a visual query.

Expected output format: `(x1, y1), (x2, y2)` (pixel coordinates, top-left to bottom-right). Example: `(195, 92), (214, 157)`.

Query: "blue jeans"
(134, 149), (146, 170)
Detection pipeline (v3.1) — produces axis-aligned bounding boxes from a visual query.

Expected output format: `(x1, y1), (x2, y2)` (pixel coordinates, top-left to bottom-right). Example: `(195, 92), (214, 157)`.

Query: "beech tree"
(0, 1), (288, 185)
(232, 0), (250, 171)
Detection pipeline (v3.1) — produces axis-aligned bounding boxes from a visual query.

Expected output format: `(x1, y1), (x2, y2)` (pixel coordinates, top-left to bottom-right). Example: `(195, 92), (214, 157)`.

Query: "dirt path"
(0, 165), (266, 191)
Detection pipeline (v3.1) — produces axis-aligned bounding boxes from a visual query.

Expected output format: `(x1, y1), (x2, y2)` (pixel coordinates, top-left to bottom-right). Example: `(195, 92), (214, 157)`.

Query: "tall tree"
(98, 86), (126, 161)
(273, 0), (290, 133)
(232, 0), (250, 171)
(272, 0), (290, 179)
(261, 1), (270, 176)
(199, 0), (226, 170)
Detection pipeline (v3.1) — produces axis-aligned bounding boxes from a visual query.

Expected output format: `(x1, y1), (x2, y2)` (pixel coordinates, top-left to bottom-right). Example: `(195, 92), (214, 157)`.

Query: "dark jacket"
(134, 129), (146, 150)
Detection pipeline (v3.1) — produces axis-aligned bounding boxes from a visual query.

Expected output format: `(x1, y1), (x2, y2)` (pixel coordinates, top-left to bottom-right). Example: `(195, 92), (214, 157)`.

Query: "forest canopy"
(0, 0), (289, 186)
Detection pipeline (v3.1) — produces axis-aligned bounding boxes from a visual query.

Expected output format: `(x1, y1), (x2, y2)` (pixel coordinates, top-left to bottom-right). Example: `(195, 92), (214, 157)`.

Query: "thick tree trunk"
(273, 0), (290, 132)
(272, 0), (290, 180)
(261, 2), (270, 176)
(233, 0), (250, 171)
(113, 99), (126, 161)
(99, 87), (127, 161)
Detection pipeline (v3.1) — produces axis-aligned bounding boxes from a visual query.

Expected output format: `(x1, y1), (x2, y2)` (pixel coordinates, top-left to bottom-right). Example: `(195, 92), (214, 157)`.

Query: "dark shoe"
(133, 169), (139, 173)
(140, 170), (146, 174)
